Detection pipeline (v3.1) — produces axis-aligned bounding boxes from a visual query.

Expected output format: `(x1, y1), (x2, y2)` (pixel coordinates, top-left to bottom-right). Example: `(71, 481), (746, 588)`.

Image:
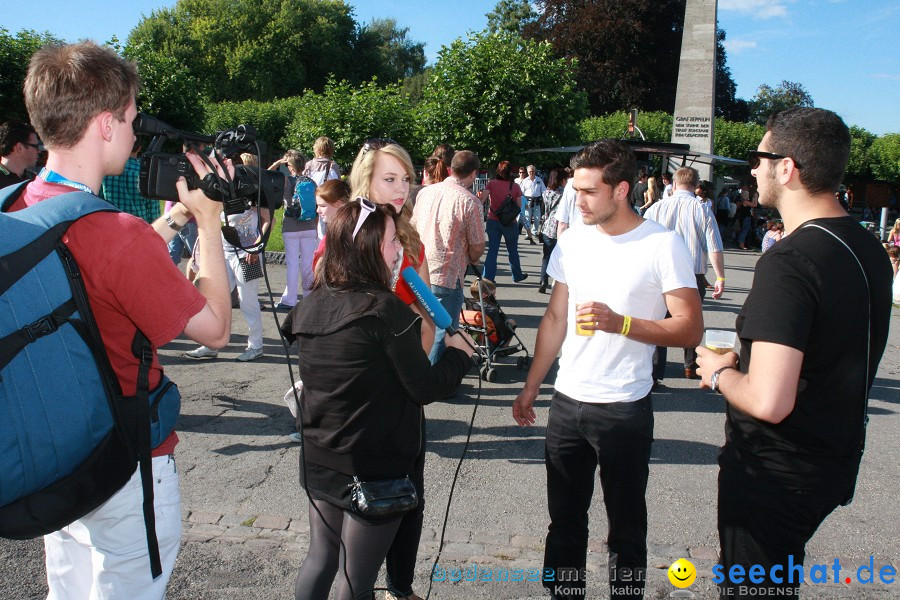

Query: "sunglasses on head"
(748, 150), (802, 170)
(351, 197), (378, 240)
(361, 138), (398, 155)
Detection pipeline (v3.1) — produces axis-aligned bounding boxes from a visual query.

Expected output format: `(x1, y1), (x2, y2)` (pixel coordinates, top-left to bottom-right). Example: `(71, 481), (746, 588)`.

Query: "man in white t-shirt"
(513, 140), (702, 600)
(519, 164), (547, 243)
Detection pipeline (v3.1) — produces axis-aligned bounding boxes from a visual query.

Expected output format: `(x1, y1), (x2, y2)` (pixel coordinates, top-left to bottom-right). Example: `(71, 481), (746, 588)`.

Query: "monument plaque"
(670, 0), (717, 181)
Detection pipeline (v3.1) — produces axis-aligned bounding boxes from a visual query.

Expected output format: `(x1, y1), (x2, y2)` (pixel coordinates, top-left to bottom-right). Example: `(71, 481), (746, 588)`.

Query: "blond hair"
(349, 143), (421, 265)
(313, 136), (335, 158)
(240, 152), (258, 167)
(25, 41), (139, 149)
(673, 167), (699, 189)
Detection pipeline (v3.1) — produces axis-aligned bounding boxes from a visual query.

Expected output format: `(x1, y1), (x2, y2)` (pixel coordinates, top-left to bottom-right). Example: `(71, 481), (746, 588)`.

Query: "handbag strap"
(801, 222), (871, 431)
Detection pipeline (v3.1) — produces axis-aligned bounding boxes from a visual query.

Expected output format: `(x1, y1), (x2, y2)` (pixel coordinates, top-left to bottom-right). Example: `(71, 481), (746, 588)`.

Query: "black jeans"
(718, 468), (847, 600)
(543, 392), (654, 600)
(384, 412), (427, 595)
(540, 236), (557, 286)
(653, 274), (707, 379)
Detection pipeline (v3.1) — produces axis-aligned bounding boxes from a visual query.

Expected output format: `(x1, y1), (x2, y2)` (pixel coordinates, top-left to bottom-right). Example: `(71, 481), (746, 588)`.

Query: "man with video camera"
(8, 41), (232, 598)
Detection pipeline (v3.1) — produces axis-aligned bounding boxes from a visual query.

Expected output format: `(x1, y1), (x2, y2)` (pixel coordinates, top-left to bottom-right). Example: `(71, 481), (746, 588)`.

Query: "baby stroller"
(459, 271), (530, 382)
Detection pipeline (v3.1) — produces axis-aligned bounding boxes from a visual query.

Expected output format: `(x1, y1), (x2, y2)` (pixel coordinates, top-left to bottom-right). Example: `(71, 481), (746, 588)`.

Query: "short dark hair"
(450, 150), (480, 178)
(570, 139), (637, 195)
(0, 121), (37, 155)
(315, 201), (396, 292)
(765, 107), (850, 196)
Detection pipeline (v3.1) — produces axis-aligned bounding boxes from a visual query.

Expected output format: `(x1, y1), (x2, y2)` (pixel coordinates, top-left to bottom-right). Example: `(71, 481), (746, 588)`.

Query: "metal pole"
(880, 207), (889, 240)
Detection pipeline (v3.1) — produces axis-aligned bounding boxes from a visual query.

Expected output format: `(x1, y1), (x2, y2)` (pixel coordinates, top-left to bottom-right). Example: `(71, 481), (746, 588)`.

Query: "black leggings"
(295, 498), (401, 600)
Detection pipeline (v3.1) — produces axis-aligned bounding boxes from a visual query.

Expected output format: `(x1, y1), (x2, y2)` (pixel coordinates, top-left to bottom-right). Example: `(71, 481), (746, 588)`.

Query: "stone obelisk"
(670, 0), (717, 181)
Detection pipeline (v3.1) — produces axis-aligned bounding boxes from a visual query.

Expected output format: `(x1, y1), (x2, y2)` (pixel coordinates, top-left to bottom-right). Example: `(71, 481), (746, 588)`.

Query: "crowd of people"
(1, 39), (897, 600)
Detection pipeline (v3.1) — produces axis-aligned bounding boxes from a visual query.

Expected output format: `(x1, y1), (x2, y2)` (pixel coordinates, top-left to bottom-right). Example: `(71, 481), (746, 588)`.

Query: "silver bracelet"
(164, 211), (184, 232)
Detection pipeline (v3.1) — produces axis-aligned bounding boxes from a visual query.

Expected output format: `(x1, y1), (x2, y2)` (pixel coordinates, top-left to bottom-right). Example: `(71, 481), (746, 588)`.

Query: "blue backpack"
(285, 175), (317, 221)
(0, 182), (180, 578)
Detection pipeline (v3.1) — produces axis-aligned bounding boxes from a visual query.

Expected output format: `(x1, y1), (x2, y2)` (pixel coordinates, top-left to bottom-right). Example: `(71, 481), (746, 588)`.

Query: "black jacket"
(285, 287), (471, 478)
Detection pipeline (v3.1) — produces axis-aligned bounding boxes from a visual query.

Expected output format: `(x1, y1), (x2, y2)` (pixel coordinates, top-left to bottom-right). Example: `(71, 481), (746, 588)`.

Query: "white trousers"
(280, 229), (318, 306)
(44, 455), (181, 600)
(226, 253), (264, 350)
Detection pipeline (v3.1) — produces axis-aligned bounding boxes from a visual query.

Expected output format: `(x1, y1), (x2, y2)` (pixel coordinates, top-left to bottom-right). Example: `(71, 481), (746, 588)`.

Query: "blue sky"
(4, 0), (898, 135)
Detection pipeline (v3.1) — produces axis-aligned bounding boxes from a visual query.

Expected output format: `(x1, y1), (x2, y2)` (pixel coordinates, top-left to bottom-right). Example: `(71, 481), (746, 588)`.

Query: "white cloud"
(720, 0), (792, 19)
(723, 39), (759, 53)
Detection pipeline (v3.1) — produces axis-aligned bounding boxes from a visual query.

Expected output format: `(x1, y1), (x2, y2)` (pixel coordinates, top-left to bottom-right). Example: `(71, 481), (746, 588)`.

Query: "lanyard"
(39, 167), (94, 194)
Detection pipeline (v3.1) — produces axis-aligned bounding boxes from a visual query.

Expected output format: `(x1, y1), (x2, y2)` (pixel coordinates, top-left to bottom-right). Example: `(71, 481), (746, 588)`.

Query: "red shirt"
(483, 179), (522, 222)
(313, 236), (424, 305)
(10, 179), (206, 455)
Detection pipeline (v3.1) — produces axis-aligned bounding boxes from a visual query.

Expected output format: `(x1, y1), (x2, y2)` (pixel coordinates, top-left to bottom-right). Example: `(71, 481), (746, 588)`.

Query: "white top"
(547, 220), (696, 403)
(222, 208), (259, 258)
(553, 180), (586, 231)
(519, 176), (546, 199)
(643, 189), (723, 274)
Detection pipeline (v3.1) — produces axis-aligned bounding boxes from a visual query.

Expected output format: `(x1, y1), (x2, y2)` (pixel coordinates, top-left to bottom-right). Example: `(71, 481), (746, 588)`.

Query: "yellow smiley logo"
(668, 558), (697, 588)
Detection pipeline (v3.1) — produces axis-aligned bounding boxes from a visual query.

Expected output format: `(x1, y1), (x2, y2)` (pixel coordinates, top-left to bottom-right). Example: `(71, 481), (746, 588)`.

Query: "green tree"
(713, 118), (765, 162)
(868, 133), (900, 182)
(126, 0), (360, 103)
(748, 80), (814, 124)
(204, 96), (305, 150)
(845, 125), (876, 180)
(282, 78), (420, 166)
(0, 28), (62, 122)
(579, 111), (673, 143)
(486, 0), (538, 36)
(356, 18), (426, 83)
(125, 41), (205, 131)
(418, 31), (588, 166)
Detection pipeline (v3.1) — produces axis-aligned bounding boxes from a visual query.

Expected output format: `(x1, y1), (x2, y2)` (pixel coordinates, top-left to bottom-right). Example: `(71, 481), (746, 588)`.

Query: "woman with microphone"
(285, 201), (473, 600)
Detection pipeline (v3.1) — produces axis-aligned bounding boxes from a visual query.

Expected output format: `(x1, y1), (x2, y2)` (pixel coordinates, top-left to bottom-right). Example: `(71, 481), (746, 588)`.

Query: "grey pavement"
(2, 237), (898, 599)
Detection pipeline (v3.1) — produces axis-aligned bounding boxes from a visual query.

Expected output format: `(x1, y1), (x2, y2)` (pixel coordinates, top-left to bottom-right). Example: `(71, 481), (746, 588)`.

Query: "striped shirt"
(643, 189), (723, 274)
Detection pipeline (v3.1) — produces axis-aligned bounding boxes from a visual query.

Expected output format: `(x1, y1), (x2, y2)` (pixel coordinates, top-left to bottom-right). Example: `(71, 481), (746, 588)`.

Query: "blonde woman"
(639, 176), (660, 214)
(888, 218), (900, 247)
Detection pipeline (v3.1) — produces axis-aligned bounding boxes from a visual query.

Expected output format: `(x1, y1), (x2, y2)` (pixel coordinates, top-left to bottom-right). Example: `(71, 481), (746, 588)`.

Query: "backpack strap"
(130, 330), (163, 579)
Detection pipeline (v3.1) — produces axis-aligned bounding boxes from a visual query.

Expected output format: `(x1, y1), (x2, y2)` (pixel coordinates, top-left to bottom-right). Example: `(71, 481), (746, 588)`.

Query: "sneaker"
(514, 273), (529, 283)
(184, 346), (218, 359)
(288, 432), (302, 444)
(275, 302), (294, 311)
(237, 347), (264, 362)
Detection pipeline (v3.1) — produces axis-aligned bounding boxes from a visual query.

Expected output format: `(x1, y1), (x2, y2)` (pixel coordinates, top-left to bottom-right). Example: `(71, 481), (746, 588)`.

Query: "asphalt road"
(2, 236), (898, 600)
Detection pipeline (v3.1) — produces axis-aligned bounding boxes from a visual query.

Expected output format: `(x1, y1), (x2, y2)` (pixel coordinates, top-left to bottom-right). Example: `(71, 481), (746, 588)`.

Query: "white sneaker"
(184, 346), (218, 359)
(288, 432), (302, 443)
(236, 347), (263, 362)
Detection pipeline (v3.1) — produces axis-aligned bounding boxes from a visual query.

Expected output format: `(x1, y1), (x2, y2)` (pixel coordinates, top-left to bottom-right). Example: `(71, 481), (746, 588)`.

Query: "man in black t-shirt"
(0, 120), (40, 188)
(695, 108), (892, 600)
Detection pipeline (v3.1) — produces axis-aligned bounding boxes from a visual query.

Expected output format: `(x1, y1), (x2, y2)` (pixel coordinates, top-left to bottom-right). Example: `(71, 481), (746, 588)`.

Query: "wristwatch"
(164, 211), (184, 232)
(710, 366), (734, 394)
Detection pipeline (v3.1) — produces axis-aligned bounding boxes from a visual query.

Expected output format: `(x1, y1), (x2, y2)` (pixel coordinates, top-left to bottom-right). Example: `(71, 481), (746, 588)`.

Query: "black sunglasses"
(748, 150), (802, 170)
(361, 138), (398, 154)
(23, 142), (40, 150)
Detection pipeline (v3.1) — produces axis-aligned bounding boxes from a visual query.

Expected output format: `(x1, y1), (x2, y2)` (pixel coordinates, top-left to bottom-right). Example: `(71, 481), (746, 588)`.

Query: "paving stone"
(471, 531), (510, 546)
(258, 529), (297, 541)
(181, 509), (191, 521)
(213, 535), (248, 544)
(243, 538), (281, 550)
(253, 514), (291, 530)
(442, 529), (471, 543)
(287, 519), (309, 533)
(218, 514), (256, 528)
(220, 526), (257, 540)
(419, 527), (436, 541)
(510, 535), (543, 549)
(187, 523), (227, 537)
(187, 511), (223, 525)
(486, 545), (519, 561)
(648, 542), (688, 559)
(689, 546), (719, 561)
(587, 539), (607, 554)
(440, 543), (484, 558)
(182, 532), (214, 543)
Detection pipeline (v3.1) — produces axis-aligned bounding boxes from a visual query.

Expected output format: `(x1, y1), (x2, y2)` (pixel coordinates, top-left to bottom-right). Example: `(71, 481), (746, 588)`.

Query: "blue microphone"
(400, 266), (453, 332)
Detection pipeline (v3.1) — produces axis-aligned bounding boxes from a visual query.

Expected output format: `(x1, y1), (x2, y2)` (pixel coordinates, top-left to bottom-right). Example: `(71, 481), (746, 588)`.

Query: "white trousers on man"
(44, 455), (181, 600)
(279, 230), (318, 307)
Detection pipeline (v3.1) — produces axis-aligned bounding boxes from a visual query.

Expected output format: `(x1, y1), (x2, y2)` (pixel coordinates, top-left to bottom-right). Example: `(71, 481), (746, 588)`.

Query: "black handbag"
(348, 475), (418, 519)
(492, 181), (519, 227)
(238, 256), (263, 282)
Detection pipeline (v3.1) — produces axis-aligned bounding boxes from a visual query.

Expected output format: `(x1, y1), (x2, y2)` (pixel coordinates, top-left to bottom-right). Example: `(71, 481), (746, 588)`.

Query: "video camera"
(135, 113), (284, 216)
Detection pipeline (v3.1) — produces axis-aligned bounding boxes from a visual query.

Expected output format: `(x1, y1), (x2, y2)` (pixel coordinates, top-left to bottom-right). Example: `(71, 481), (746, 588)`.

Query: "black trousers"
(543, 392), (653, 600)
(717, 467), (848, 599)
(384, 412), (427, 595)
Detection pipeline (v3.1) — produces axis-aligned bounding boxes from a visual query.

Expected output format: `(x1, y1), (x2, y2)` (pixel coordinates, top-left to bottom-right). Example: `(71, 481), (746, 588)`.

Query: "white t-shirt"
(554, 180), (585, 231)
(547, 219), (696, 403)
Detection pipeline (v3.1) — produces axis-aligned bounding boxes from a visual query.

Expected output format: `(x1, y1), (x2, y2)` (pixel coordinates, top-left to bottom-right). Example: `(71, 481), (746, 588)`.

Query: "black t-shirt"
(632, 180), (648, 207)
(720, 217), (893, 492)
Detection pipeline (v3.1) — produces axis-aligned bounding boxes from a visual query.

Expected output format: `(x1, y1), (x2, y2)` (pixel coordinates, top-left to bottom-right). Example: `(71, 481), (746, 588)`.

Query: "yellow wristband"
(621, 315), (632, 337)
(716, 277), (725, 282)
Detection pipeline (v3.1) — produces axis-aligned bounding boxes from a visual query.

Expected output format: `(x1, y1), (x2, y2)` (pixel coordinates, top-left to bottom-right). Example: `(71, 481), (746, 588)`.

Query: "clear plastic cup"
(705, 329), (736, 355)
